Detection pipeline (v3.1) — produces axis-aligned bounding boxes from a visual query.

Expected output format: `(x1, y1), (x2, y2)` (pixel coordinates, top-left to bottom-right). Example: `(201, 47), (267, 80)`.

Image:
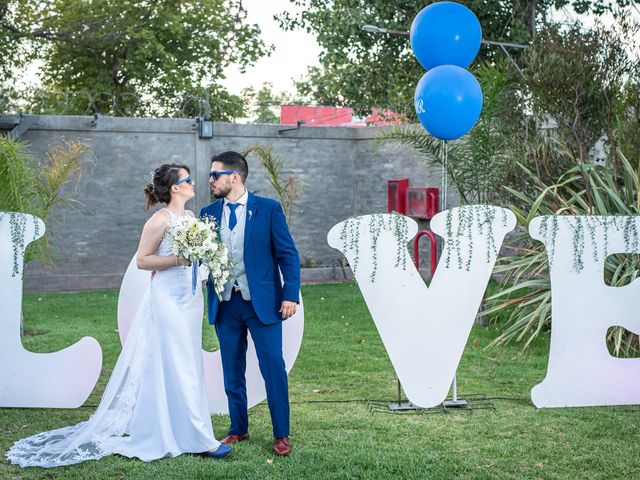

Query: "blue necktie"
(228, 203), (239, 230)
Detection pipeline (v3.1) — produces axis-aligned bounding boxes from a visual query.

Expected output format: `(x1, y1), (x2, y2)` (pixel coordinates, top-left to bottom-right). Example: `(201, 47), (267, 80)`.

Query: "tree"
(481, 18), (640, 354)
(0, 135), (91, 336)
(277, 0), (634, 115)
(0, 0), (39, 82)
(0, 0), (269, 120)
(242, 82), (293, 124)
(523, 19), (640, 164)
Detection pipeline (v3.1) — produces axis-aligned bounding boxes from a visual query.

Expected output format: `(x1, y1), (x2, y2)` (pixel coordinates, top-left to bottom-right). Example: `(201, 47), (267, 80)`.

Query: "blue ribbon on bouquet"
(191, 262), (198, 295)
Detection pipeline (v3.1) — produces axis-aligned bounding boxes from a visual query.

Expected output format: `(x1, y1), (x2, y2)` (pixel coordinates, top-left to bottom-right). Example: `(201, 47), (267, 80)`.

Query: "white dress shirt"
(223, 189), (248, 229)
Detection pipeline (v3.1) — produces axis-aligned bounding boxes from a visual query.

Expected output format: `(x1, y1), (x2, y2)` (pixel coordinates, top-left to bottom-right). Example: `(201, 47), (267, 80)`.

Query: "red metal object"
(406, 188), (439, 219)
(413, 230), (437, 277)
(280, 105), (354, 126)
(387, 178), (409, 215)
(426, 188), (439, 218)
(363, 108), (408, 126)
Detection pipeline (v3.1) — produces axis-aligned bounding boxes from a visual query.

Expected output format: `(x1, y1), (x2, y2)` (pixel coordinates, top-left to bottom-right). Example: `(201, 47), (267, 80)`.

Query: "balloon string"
(441, 140), (448, 211)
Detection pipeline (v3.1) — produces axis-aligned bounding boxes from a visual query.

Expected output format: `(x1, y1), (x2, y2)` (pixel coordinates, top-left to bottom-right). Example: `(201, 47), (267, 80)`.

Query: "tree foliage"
(524, 19), (640, 164)
(242, 82), (294, 124)
(0, 0), (268, 119)
(482, 17), (640, 352)
(378, 12), (639, 206)
(278, 0), (634, 115)
(0, 1), (42, 82)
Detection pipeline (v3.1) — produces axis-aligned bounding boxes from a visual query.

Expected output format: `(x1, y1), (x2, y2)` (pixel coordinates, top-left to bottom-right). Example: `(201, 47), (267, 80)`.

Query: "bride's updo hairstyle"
(144, 163), (191, 209)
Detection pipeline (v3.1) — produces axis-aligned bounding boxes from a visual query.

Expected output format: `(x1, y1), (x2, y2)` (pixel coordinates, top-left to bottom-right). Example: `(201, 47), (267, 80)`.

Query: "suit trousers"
(215, 290), (290, 439)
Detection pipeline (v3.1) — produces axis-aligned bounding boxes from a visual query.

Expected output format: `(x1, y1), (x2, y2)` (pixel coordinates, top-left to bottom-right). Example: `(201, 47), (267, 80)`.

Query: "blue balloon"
(414, 65), (483, 141)
(410, 2), (482, 70)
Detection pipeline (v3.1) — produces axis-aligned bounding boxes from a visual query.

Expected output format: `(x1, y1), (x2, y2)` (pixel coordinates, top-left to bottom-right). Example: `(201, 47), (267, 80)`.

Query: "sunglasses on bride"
(175, 177), (193, 185)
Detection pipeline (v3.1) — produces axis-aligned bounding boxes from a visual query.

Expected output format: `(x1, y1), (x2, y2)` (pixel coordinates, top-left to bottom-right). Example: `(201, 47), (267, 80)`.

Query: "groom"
(200, 151), (300, 456)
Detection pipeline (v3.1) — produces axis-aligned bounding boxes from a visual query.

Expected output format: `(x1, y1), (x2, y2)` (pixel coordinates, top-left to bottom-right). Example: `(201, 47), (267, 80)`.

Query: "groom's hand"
(280, 301), (297, 320)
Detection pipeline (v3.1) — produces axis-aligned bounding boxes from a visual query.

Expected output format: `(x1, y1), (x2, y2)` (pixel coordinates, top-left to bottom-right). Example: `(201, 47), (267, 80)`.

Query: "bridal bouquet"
(168, 216), (231, 297)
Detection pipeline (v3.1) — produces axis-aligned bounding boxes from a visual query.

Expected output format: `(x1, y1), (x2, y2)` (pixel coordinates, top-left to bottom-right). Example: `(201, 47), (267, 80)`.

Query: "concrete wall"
(0, 115), (452, 292)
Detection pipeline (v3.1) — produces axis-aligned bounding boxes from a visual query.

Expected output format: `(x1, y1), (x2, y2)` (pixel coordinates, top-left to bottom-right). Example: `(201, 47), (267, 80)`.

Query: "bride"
(7, 163), (231, 467)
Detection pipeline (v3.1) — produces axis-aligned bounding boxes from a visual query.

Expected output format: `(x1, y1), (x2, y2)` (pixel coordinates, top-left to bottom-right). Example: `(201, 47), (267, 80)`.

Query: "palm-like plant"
(0, 135), (91, 266)
(242, 144), (304, 224)
(485, 150), (640, 355)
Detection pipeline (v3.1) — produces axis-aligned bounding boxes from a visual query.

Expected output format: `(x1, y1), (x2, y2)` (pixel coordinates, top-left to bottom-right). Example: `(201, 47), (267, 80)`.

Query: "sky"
(220, 0), (321, 96)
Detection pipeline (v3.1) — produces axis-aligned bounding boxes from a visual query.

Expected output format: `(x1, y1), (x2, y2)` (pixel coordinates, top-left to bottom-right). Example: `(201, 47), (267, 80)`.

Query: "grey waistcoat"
(219, 208), (251, 301)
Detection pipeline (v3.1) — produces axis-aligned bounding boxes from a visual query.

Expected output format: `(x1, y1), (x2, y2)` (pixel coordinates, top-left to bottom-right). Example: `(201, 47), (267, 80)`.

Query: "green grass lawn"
(1, 282), (639, 479)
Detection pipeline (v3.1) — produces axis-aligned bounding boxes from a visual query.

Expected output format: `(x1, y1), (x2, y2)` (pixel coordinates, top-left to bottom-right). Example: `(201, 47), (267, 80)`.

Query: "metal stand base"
(368, 394), (495, 415)
(442, 399), (468, 408)
(387, 402), (421, 411)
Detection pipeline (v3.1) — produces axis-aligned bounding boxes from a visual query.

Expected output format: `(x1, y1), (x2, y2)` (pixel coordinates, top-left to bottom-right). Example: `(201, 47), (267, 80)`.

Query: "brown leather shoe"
(272, 437), (291, 456)
(220, 433), (249, 445)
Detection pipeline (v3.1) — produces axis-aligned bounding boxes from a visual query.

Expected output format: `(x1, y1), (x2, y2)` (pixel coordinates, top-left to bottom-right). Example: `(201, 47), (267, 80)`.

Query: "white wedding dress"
(7, 209), (220, 468)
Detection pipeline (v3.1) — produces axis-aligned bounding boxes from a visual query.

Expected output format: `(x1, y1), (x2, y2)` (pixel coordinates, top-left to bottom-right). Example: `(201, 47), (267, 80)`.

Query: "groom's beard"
(212, 183), (231, 199)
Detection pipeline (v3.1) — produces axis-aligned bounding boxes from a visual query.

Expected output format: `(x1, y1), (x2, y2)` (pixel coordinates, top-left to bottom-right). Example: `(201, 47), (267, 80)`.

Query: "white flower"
(167, 216), (233, 299)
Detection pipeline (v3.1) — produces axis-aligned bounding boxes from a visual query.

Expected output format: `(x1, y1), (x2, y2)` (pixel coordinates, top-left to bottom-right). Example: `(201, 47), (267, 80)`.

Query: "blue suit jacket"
(200, 192), (300, 326)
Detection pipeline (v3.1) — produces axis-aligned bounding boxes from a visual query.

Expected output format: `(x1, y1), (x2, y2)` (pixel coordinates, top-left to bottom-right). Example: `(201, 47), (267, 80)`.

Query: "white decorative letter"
(0, 212), (102, 408)
(328, 206), (515, 408)
(530, 215), (640, 408)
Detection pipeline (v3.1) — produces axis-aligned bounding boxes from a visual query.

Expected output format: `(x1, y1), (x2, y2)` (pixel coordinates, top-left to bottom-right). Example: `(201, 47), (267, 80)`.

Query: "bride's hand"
(176, 256), (191, 267)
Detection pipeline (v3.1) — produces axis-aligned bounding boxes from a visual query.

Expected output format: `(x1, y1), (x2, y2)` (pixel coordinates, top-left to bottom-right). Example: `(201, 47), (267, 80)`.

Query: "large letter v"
(328, 206), (515, 408)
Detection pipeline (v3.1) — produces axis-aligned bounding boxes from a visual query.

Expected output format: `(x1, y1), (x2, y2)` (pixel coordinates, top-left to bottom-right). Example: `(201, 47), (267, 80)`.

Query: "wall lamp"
(198, 117), (214, 139)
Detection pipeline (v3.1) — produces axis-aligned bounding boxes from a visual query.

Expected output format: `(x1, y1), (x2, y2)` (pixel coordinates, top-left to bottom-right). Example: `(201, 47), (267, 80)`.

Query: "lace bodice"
(156, 208), (191, 257)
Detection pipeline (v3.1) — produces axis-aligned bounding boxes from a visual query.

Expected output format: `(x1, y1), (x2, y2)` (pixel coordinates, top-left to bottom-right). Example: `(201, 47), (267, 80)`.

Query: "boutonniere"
(249, 210), (253, 221)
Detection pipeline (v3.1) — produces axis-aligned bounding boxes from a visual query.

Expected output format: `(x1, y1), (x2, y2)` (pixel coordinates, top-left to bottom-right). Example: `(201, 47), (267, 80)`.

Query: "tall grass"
(486, 150), (640, 355)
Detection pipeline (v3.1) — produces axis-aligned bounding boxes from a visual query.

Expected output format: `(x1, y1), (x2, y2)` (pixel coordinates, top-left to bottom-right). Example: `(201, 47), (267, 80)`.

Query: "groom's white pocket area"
(0, 212), (103, 408)
(118, 254), (304, 414)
